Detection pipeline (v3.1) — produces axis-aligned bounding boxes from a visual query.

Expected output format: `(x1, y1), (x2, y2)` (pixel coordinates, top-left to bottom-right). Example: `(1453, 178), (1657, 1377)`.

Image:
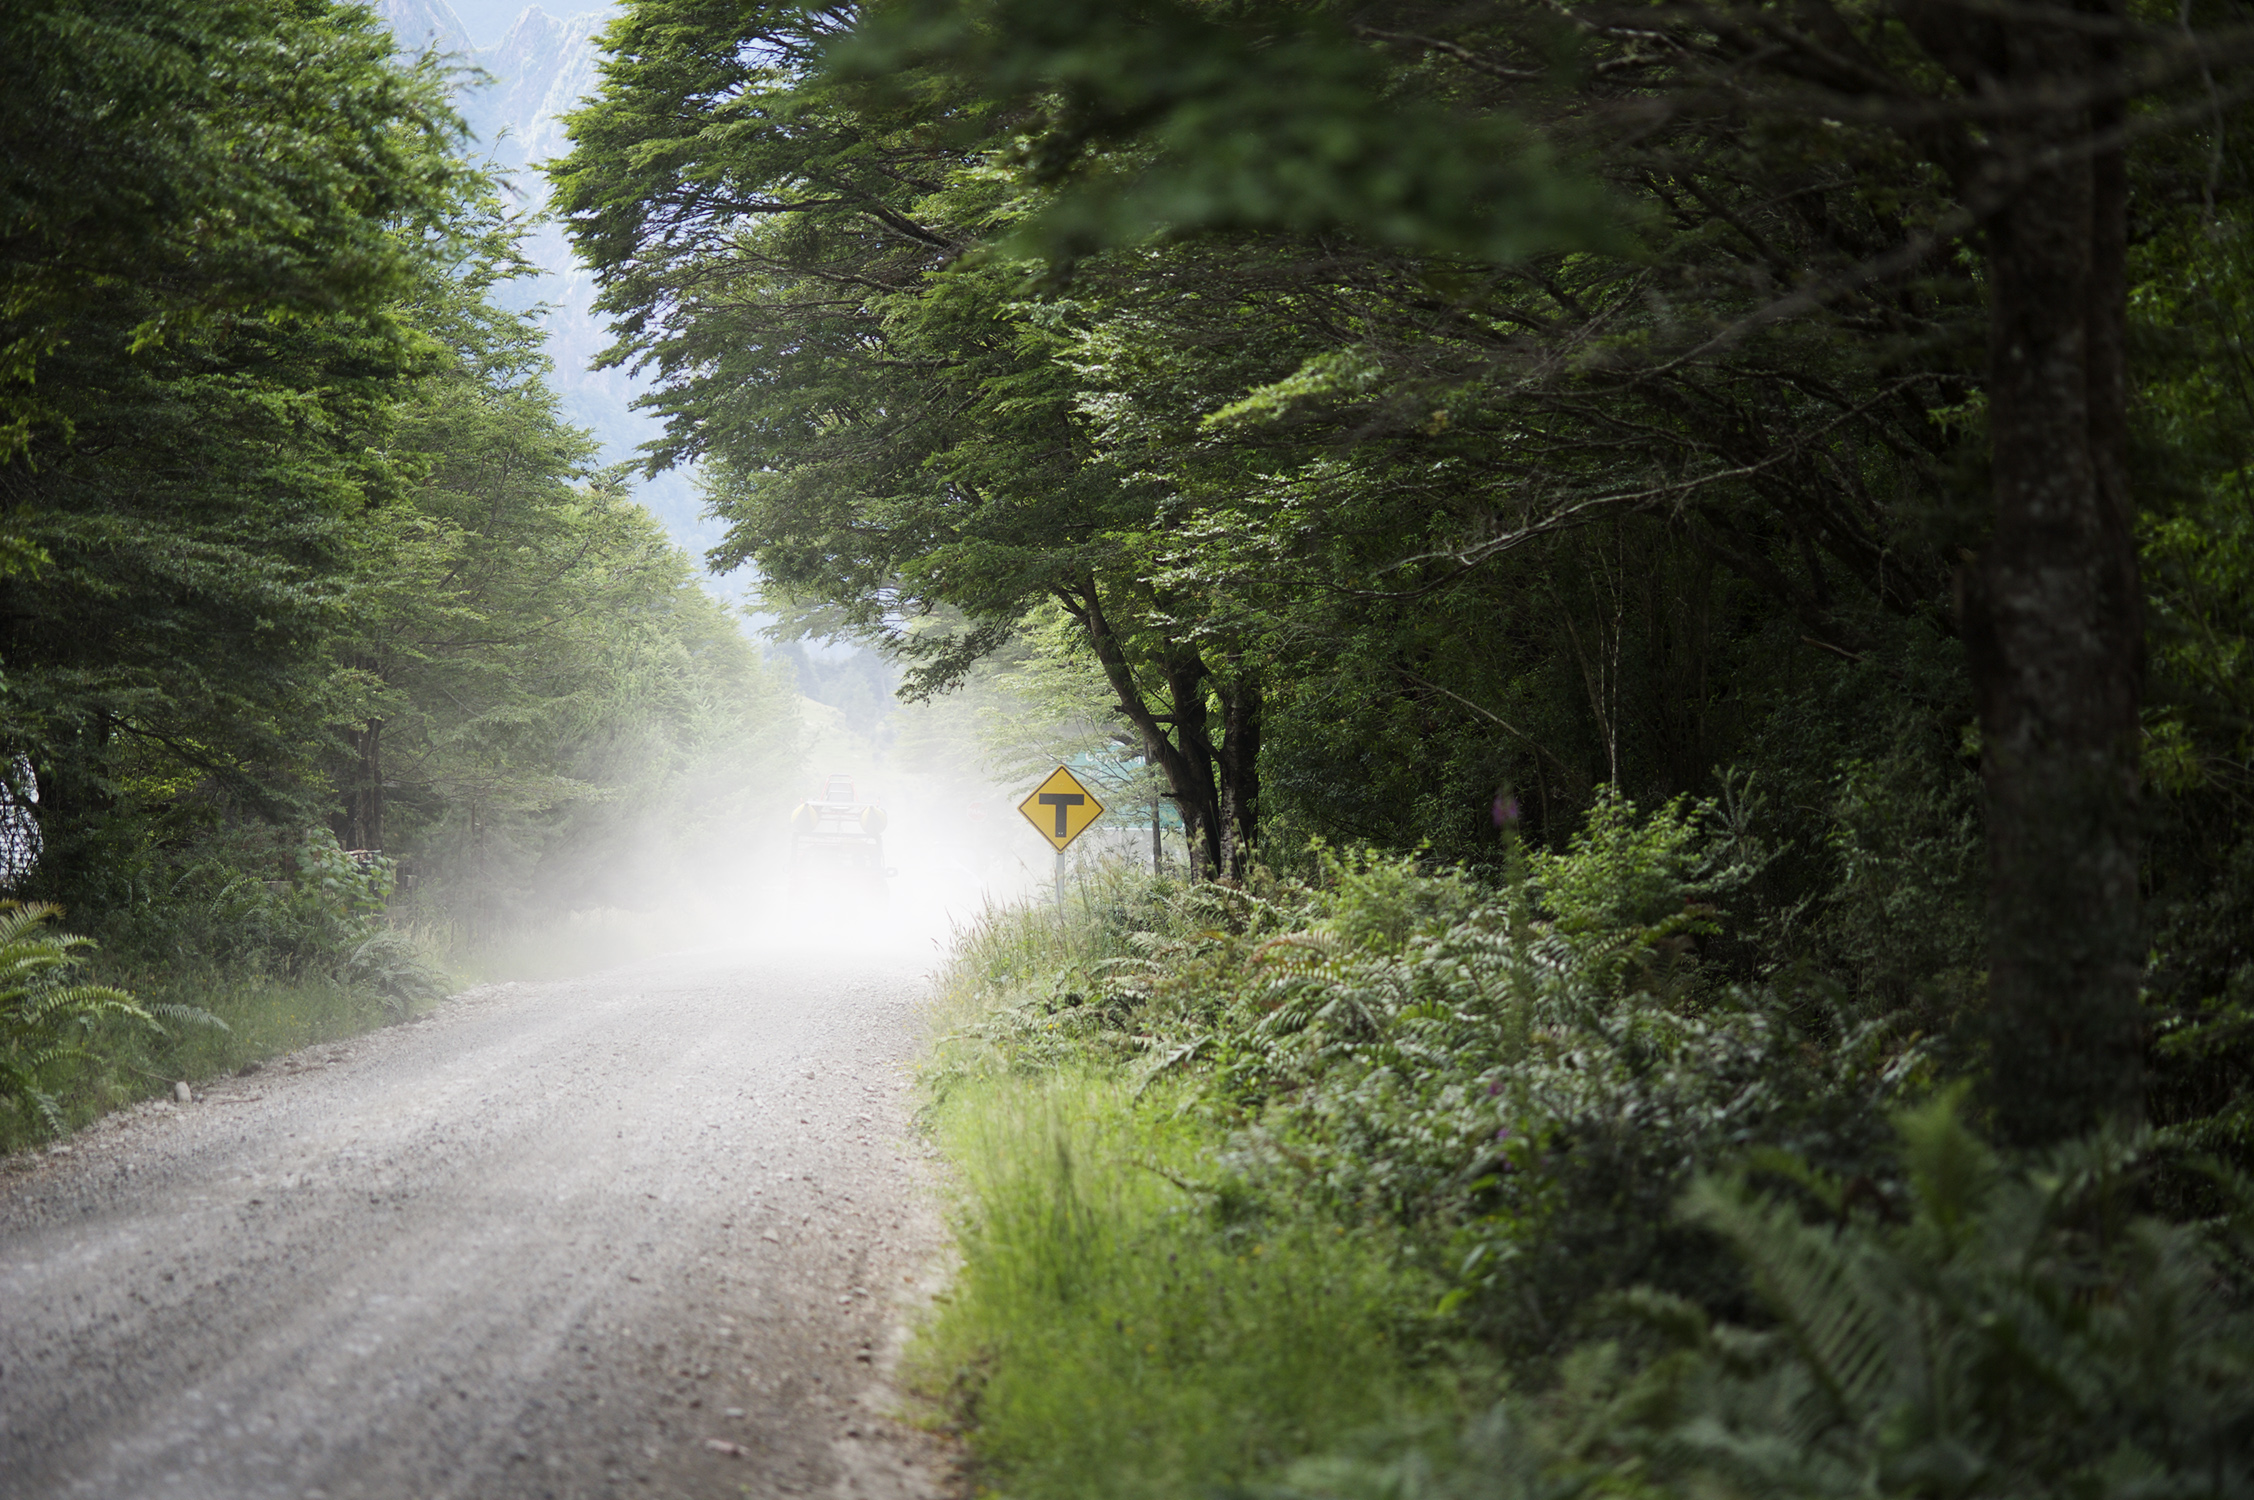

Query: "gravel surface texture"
(0, 939), (957, 1500)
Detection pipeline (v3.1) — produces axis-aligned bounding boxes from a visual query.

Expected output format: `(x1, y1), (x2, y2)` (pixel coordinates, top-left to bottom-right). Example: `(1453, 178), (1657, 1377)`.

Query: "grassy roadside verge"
(5, 963), (419, 1146)
(913, 1062), (1462, 1499)
(2, 892), (752, 1153)
(1, 832), (464, 1149)
(907, 817), (2254, 1500)
(906, 875), (1490, 1500)
(4, 874), (778, 1154)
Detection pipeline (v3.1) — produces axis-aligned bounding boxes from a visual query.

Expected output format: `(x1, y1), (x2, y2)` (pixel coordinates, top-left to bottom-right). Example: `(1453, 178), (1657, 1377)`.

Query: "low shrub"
(942, 797), (1925, 1360)
(1263, 1094), (2254, 1500)
(0, 828), (446, 1150)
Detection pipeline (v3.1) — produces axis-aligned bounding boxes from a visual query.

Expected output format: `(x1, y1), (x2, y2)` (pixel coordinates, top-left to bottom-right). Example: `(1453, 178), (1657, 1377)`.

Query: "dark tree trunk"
(1065, 578), (1260, 880)
(1161, 647), (1225, 877)
(1955, 4), (2145, 1146)
(337, 719), (385, 852)
(24, 719), (117, 908)
(1215, 672), (1261, 878)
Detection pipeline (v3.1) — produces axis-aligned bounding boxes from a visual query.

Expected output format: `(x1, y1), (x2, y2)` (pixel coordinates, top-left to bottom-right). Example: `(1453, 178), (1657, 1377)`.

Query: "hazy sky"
(447, 0), (612, 48)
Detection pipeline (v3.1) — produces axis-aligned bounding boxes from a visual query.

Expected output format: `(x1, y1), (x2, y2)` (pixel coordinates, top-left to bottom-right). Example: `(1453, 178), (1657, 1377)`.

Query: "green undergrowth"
(3, 905), (745, 1155)
(912, 798), (2254, 1499)
(0, 831), (451, 1151)
(911, 1063), (1472, 1500)
(3, 864), (763, 1152)
(2, 961), (419, 1150)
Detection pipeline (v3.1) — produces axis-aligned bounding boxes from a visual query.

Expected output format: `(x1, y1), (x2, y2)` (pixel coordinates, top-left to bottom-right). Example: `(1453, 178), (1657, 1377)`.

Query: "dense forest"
(550, 2), (2254, 1493)
(0, 0), (799, 1128)
(554, 0), (2249, 1155)
(5, 0), (2254, 1492)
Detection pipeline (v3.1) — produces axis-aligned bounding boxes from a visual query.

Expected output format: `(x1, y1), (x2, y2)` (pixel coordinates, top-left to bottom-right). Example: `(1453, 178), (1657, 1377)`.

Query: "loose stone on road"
(0, 939), (955, 1500)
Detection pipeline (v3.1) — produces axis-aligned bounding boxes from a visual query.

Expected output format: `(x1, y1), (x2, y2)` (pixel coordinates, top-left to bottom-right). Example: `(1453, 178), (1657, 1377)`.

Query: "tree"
(336, 280), (804, 925)
(0, 0), (477, 908)
(0, 0), (471, 460)
(552, 0), (1286, 875)
(559, 0), (2254, 1144)
(830, 0), (2214, 1141)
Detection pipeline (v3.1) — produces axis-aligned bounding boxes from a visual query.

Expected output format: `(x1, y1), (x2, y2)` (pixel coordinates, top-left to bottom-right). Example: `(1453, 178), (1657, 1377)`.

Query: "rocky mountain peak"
(476, 6), (609, 169)
(369, 0), (606, 170)
(372, 0), (472, 56)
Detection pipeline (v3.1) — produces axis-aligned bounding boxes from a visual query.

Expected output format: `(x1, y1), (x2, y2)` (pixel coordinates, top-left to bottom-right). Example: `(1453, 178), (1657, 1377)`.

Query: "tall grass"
(922, 863), (1189, 1088)
(911, 860), (1478, 1499)
(912, 1065), (1456, 1500)
(932, 867), (1157, 1011)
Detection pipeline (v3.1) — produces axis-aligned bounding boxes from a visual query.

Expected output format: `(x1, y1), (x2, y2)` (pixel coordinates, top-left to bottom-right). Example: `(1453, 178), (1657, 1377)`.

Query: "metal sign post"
(1018, 765), (1105, 909)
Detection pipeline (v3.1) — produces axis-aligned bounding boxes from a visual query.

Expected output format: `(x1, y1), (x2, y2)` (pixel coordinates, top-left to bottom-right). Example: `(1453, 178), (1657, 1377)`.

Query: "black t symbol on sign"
(1038, 792), (1085, 838)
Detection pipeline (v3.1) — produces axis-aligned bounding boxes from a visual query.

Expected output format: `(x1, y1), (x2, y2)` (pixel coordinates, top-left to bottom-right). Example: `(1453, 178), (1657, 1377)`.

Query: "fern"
(1637, 1094), (2254, 1499)
(0, 901), (219, 1137)
(339, 929), (445, 1021)
(1277, 1103), (2254, 1500)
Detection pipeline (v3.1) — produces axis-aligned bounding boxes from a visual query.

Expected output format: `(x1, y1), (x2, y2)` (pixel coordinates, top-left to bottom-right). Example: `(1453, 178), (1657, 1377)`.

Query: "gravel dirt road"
(0, 938), (956, 1500)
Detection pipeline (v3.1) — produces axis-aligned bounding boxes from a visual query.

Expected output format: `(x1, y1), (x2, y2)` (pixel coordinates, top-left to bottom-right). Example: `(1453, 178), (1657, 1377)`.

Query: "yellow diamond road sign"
(1019, 765), (1104, 851)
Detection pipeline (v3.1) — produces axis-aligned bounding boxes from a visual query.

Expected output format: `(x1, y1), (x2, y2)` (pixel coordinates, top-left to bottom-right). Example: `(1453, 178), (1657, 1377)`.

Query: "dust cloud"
(458, 655), (1171, 982)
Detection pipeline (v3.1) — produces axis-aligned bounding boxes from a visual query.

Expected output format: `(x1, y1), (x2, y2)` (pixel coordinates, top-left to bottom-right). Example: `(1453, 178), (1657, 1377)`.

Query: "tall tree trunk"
(1161, 647), (1225, 877)
(1062, 578), (1257, 879)
(1069, 580), (1223, 875)
(24, 718), (115, 907)
(1215, 672), (1261, 878)
(339, 719), (385, 852)
(1958, 5), (2145, 1146)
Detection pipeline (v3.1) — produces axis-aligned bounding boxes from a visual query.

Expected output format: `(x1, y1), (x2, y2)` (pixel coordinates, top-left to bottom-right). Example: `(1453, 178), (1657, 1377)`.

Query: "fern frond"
(144, 1001), (228, 1036)
(1681, 1173), (1898, 1433)
(1895, 1085), (1998, 1249)
(0, 902), (165, 1137)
